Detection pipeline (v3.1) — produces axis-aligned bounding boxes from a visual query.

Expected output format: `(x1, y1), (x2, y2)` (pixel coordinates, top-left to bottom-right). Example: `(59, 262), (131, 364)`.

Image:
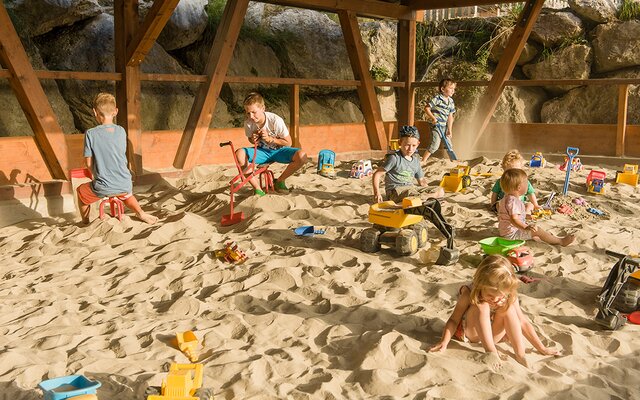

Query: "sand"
(1, 156), (640, 399)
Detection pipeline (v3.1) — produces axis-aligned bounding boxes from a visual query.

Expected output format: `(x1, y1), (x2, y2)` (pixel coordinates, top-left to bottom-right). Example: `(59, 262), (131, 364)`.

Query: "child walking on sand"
(490, 149), (540, 213)
(430, 254), (561, 369)
(77, 93), (157, 225)
(498, 168), (574, 246)
(422, 78), (457, 163)
(372, 125), (444, 203)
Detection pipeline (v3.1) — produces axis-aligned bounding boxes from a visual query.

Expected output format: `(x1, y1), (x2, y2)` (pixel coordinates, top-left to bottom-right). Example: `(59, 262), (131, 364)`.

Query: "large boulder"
(530, 11), (584, 48)
(592, 21), (640, 73)
(0, 14), (75, 136)
(34, 14), (232, 132)
(361, 21), (398, 82)
(489, 27), (539, 65)
(4, 0), (102, 37)
(494, 86), (548, 123)
(568, 0), (618, 24)
(522, 44), (592, 95)
(155, 0), (208, 51)
(540, 67), (640, 124)
(428, 36), (460, 57)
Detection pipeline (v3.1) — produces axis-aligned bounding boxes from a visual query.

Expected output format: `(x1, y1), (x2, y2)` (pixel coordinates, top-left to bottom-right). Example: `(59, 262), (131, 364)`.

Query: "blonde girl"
(430, 255), (561, 369)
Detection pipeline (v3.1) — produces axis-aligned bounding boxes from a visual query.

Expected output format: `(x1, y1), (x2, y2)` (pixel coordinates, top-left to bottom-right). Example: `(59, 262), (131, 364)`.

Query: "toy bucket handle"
(566, 147), (579, 157)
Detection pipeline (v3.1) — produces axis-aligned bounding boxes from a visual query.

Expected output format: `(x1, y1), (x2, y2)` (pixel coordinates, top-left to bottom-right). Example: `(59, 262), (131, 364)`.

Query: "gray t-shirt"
(83, 124), (133, 197)
(382, 151), (424, 192)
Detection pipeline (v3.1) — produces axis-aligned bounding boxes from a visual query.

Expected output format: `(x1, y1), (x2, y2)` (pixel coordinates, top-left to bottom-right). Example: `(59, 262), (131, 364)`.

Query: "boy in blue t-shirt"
(372, 126), (444, 204)
(76, 93), (157, 225)
(422, 78), (457, 163)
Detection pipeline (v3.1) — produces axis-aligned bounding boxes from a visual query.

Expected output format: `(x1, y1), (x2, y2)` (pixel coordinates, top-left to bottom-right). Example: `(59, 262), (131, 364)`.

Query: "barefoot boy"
(422, 78), (457, 163)
(77, 93), (157, 225)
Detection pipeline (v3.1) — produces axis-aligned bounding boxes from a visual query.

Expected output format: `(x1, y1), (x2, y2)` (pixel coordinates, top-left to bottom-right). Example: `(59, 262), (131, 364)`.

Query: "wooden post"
(338, 10), (387, 150)
(127, 0), (180, 66)
(114, 0), (143, 176)
(616, 84), (629, 157)
(290, 84), (300, 148)
(0, 2), (68, 180)
(174, 0), (250, 170)
(472, 0), (544, 148)
(397, 13), (417, 129)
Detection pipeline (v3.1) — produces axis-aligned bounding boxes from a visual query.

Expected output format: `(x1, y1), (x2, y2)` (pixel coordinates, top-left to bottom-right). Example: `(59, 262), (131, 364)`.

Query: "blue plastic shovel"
(563, 147), (579, 196)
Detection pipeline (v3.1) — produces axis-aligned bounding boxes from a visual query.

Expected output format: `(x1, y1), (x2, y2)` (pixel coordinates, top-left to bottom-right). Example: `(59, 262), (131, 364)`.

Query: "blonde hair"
(243, 92), (265, 107)
(502, 149), (524, 170)
(470, 255), (519, 309)
(93, 92), (117, 117)
(500, 168), (528, 193)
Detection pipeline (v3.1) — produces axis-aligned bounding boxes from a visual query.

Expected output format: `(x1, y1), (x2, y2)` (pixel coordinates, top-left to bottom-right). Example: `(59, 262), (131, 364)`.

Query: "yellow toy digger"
(439, 165), (472, 193)
(146, 364), (213, 400)
(360, 197), (458, 265)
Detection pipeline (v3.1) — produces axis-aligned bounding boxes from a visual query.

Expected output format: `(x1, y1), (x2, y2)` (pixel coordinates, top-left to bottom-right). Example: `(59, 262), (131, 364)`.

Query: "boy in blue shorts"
(421, 78), (457, 163)
(235, 92), (308, 195)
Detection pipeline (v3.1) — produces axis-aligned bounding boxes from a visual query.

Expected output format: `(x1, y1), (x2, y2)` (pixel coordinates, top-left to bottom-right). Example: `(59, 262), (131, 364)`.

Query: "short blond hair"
(243, 92), (265, 108)
(93, 92), (117, 117)
(501, 149), (524, 170)
(470, 254), (519, 310)
(500, 168), (528, 193)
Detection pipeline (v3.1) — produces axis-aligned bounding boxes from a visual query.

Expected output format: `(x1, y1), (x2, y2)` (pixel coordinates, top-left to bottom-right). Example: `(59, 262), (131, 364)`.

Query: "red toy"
(214, 241), (248, 263)
(219, 141), (275, 226)
(586, 170), (606, 195)
(506, 246), (534, 273)
(557, 204), (574, 215)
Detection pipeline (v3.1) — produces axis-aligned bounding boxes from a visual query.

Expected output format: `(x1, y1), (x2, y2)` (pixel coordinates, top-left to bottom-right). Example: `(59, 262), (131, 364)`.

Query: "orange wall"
(1, 121), (638, 186)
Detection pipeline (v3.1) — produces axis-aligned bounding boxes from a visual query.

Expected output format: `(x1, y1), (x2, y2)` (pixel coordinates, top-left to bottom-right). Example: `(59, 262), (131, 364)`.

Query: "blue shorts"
(244, 146), (299, 165)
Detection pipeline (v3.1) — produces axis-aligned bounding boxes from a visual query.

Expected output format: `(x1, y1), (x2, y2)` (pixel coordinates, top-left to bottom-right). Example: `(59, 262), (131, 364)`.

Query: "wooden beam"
(127, 0), (180, 66)
(472, 0), (544, 148)
(409, 0), (522, 10)
(616, 84), (629, 157)
(290, 84), (300, 148)
(339, 10), (387, 150)
(397, 14), (417, 128)
(0, 2), (68, 180)
(174, 0), (249, 170)
(114, 0), (143, 175)
(260, 0), (413, 20)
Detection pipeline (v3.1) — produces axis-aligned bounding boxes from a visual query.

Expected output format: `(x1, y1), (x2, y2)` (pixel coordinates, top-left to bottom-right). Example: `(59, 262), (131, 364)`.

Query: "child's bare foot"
(137, 212), (158, 224)
(515, 354), (530, 369)
(481, 352), (503, 372)
(561, 234), (575, 246)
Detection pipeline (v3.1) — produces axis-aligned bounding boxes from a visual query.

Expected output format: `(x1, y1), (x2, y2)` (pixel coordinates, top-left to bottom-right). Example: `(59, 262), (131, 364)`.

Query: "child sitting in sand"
(498, 168), (574, 246)
(490, 149), (540, 213)
(372, 125), (445, 204)
(77, 93), (157, 225)
(235, 92), (308, 196)
(430, 254), (561, 369)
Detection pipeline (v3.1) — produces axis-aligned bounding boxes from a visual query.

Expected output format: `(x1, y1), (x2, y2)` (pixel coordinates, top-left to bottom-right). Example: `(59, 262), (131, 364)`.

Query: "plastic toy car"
(317, 149), (337, 179)
(505, 246), (534, 272)
(615, 164), (639, 187)
(586, 170), (606, 195)
(529, 152), (546, 168)
(318, 164), (337, 179)
(214, 241), (247, 263)
(559, 156), (583, 172)
(146, 364), (213, 400)
(596, 251), (640, 330)
(587, 207), (605, 216)
(350, 160), (373, 179)
(439, 165), (472, 193)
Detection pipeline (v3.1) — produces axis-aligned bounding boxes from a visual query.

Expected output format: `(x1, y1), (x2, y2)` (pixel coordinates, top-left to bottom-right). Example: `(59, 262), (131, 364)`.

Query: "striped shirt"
(428, 93), (456, 126)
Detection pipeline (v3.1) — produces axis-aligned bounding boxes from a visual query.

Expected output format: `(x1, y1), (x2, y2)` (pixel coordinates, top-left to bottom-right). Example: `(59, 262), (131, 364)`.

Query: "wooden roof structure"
(0, 0), (635, 182)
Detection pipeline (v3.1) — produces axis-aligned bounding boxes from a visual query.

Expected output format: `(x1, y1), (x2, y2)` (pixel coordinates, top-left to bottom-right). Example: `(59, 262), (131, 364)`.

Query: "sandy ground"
(1, 156), (640, 399)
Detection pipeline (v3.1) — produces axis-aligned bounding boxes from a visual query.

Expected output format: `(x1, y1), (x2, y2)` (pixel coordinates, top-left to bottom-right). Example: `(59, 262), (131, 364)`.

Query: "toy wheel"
(412, 221), (429, 248)
(461, 175), (472, 188)
(194, 388), (215, 400)
(361, 228), (381, 253)
(613, 281), (640, 313)
(396, 229), (418, 256)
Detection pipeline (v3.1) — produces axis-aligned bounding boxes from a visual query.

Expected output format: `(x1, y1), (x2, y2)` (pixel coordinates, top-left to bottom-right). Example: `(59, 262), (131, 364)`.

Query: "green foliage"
(370, 65), (391, 81)
(619, 0), (640, 20)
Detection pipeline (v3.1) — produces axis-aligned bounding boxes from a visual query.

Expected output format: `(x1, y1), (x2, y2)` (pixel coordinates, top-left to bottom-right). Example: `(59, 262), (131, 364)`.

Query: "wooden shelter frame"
(0, 0), (638, 182)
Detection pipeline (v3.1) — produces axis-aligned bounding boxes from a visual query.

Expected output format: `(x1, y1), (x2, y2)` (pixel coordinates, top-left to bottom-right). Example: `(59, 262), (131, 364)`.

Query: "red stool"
(99, 196), (125, 221)
(259, 168), (275, 193)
